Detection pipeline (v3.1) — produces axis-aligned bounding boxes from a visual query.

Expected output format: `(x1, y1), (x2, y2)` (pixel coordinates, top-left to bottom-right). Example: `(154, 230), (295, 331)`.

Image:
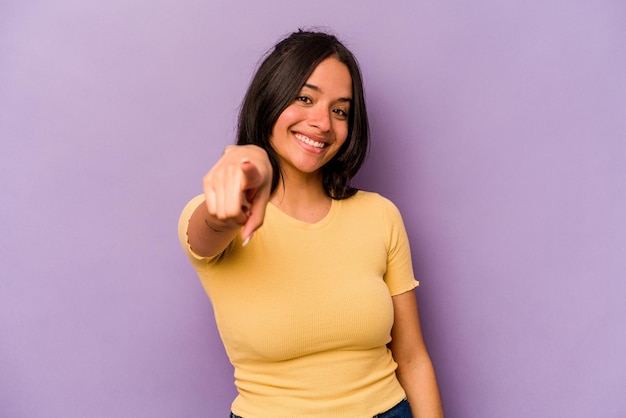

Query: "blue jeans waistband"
(230, 397), (412, 418)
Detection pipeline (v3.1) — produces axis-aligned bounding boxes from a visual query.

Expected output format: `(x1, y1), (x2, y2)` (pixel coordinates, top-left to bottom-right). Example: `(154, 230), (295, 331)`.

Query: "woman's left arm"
(389, 290), (444, 418)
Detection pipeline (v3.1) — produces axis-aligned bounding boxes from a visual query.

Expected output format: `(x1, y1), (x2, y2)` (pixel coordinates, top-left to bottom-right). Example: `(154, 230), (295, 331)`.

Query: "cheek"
(270, 108), (293, 143)
(275, 105), (300, 130)
(334, 122), (350, 145)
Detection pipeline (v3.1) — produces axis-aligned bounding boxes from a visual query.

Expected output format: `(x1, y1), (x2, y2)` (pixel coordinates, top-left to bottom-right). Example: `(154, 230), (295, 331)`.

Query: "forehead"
(304, 57), (353, 99)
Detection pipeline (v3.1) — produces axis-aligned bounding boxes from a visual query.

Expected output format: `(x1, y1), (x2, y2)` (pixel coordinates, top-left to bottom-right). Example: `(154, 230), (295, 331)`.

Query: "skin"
(187, 57), (444, 417)
(390, 292), (444, 417)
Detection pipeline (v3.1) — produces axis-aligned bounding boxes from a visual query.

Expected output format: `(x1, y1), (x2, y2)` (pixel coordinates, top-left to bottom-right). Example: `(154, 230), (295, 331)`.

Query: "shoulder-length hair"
(236, 30), (369, 199)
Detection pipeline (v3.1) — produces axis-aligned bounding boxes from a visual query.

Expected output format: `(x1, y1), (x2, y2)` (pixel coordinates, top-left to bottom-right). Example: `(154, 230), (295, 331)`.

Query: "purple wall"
(1, 1), (625, 417)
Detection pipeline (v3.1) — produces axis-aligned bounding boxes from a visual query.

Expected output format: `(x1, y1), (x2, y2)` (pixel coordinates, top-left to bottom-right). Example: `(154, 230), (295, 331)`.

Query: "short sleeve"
(380, 197), (419, 296)
(177, 194), (212, 263)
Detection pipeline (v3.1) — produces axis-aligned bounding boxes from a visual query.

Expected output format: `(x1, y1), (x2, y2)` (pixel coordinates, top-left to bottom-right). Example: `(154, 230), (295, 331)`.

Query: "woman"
(178, 30), (443, 418)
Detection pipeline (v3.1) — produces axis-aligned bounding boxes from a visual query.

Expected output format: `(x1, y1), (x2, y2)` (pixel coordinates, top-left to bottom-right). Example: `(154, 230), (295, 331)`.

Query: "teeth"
(295, 133), (325, 148)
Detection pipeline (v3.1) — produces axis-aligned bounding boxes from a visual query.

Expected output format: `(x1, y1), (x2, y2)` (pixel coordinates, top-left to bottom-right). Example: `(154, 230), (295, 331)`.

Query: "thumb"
(240, 197), (268, 245)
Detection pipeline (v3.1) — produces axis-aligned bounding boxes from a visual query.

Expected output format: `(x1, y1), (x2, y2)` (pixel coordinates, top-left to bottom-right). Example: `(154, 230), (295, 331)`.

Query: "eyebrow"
(302, 83), (352, 103)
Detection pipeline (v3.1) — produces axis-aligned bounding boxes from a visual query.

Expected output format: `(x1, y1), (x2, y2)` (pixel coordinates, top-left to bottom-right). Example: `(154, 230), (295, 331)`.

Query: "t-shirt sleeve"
(177, 194), (216, 264)
(380, 197), (419, 295)
(178, 195), (240, 267)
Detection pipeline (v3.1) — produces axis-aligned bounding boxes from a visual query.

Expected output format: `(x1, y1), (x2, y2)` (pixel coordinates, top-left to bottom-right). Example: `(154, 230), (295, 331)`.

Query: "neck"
(271, 170), (331, 223)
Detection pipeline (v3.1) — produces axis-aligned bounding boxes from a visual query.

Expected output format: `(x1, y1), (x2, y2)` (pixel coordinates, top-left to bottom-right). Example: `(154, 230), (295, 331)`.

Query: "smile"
(294, 133), (326, 149)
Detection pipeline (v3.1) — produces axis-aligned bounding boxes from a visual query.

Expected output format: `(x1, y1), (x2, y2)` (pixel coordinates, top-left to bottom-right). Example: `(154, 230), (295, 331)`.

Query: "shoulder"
(344, 190), (391, 205)
(344, 190), (402, 217)
(337, 191), (407, 235)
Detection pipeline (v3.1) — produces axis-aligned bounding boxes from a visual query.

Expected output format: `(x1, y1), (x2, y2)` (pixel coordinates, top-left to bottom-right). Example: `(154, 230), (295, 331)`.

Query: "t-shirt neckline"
(267, 198), (340, 230)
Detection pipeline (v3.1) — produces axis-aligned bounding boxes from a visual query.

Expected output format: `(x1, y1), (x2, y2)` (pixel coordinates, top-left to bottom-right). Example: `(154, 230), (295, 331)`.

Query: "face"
(270, 57), (352, 180)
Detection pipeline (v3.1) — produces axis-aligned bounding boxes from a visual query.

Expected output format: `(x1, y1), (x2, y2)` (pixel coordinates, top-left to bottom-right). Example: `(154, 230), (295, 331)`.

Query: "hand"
(203, 145), (272, 243)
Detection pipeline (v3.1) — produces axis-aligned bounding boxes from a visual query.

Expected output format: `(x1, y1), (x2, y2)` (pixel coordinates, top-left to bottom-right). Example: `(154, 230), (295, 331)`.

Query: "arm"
(389, 290), (444, 418)
(187, 145), (272, 257)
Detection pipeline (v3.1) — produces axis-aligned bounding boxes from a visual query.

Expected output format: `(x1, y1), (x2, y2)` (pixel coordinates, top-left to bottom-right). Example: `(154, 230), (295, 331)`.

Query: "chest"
(205, 222), (394, 362)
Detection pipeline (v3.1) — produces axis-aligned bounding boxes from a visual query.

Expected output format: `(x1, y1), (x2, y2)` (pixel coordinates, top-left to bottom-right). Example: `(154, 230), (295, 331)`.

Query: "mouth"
(294, 132), (327, 149)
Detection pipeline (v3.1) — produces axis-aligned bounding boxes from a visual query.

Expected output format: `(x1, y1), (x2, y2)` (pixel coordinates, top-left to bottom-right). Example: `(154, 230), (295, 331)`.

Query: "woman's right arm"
(187, 145), (273, 258)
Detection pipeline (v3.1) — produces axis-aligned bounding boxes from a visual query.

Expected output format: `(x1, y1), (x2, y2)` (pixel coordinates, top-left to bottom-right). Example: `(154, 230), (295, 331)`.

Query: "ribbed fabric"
(178, 191), (419, 418)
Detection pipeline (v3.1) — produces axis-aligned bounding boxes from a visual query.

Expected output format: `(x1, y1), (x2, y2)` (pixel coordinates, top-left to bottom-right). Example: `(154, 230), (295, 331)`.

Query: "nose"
(308, 105), (331, 133)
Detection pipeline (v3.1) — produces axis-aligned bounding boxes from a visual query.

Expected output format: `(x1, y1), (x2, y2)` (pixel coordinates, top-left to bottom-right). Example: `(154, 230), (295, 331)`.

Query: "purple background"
(1, 1), (625, 417)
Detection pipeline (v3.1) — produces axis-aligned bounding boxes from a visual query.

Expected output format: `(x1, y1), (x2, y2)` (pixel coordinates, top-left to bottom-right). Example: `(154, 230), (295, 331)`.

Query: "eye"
(332, 108), (349, 120)
(296, 96), (312, 104)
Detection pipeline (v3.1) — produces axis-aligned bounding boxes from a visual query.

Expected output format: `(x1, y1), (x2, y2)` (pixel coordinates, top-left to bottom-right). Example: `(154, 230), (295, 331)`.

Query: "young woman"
(178, 30), (443, 418)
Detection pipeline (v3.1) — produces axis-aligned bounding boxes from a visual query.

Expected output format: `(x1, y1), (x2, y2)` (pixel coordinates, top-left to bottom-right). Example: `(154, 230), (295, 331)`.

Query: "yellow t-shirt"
(178, 191), (419, 418)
